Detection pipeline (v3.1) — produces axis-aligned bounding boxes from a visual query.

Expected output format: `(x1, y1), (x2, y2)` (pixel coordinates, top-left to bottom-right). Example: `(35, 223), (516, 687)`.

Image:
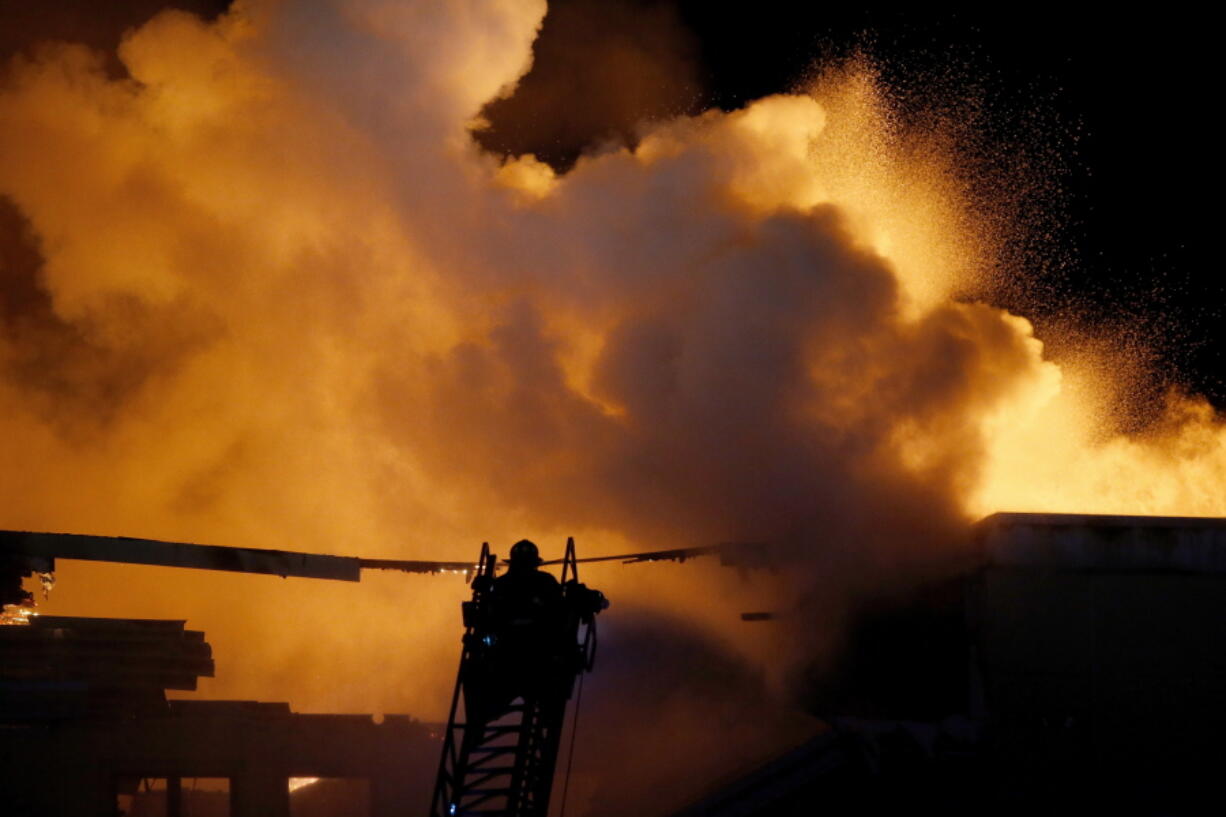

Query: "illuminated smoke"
(2, 2), (1225, 809)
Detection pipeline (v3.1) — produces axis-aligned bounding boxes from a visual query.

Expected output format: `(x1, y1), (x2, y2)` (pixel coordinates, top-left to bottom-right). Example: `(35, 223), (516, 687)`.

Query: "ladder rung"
(462, 771), (513, 790)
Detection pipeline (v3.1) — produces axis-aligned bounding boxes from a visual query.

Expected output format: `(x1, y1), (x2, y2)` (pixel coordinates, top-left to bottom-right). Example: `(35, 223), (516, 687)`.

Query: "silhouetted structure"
(0, 531), (436, 816)
(674, 513), (1226, 817)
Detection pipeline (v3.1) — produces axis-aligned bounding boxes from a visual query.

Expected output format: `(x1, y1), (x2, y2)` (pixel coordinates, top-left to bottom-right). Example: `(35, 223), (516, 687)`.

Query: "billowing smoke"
(2, 1), (1225, 811)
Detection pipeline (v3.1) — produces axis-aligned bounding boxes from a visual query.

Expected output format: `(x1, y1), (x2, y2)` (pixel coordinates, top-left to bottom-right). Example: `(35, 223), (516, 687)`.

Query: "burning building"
(673, 512), (1226, 816)
(6, 513), (1226, 815)
(1, 2), (1224, 815)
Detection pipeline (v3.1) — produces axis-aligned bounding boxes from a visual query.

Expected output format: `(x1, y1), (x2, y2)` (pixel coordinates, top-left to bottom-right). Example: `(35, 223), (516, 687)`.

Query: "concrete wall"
(970, 513), (1226, 807)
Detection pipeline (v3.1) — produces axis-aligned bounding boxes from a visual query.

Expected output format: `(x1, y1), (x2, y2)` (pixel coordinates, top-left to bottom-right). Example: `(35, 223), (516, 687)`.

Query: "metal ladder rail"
(430, 544), (496, 817)
(451, 703), (531, 815)
(507, 693), (569, 817)
(451, 691), (568, 816)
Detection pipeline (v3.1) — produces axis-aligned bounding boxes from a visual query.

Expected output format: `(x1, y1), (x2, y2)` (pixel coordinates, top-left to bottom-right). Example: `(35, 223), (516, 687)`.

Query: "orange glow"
(0, 605), (37, 626)
(976, 376), (1226, 518)
(0, 1), (1223, 738)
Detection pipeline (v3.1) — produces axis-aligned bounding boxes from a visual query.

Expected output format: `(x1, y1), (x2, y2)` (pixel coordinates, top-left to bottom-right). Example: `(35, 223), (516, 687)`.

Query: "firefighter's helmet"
(508, 539), (543, 567)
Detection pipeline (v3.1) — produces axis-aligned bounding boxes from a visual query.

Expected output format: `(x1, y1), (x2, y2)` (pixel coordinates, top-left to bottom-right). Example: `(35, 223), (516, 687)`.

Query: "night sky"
(3, 2), (1218, 406)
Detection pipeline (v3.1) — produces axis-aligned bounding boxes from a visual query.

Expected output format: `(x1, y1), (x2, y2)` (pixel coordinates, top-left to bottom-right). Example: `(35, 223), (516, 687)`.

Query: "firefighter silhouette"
(462, 541), (564, 725)
(487, 541), (567, 689)
(491, 541), (562, 632)
(438, 538), (609, 817)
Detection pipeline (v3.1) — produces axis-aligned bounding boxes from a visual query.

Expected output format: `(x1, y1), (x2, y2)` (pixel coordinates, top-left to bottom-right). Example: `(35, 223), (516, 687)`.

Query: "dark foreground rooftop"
(674, 512), (1226, 817)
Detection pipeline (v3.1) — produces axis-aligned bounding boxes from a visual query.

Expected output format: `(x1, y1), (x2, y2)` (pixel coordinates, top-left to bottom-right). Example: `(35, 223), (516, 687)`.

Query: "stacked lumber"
(0, 616), (213, 720)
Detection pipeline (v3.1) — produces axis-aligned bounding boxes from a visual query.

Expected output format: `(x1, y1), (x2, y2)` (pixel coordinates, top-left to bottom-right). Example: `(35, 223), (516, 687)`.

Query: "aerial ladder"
(430, 538), (607, 817)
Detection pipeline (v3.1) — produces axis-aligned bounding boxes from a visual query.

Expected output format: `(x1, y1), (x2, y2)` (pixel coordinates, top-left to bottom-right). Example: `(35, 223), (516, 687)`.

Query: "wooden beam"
(0, 531), (361, 582)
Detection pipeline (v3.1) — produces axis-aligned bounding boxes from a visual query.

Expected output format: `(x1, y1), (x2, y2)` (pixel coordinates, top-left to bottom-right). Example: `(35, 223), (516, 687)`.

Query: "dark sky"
(2, 1), (1218, 406)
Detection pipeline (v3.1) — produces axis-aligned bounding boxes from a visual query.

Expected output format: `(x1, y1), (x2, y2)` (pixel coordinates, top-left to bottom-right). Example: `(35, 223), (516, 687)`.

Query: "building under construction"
(0, 532), (439, 816)
(4, 513), (1225, 815)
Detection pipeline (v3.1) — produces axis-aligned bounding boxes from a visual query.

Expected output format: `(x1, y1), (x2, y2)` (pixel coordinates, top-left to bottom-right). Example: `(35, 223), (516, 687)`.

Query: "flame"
(0, 1), (1223, 729)
(0, 605), (38, 626)
(0, 572), (53, 625)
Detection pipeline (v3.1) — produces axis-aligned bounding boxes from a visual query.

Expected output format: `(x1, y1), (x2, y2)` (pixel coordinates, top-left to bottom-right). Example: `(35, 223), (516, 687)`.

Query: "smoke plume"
(2, 2), (1225, 811)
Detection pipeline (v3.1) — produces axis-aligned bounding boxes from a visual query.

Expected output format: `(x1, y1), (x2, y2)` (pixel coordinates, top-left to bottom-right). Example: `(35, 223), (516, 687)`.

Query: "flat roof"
(976, 512), (1226, 573)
